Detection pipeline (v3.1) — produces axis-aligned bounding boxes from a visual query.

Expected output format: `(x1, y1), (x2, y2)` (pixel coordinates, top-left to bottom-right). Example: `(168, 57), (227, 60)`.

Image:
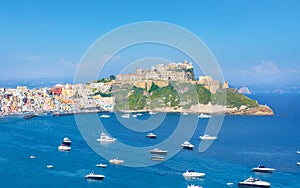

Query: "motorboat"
(182, 170), (205, 178)
(149, 148), (168, 154)
(252, 165), (275, 173)
(182, 112), (189, 115)
(30, 155), (36, 159)
(96, 163), (107, 168)
(198, 113), (211, 118)
(151, 156), (165, 161)
(47, 165), (54, 168)
(85, 172), (105, 180)
(58, 144), (71, 151)
(238, 177), (271, 187)
(100, 114), (110, 118)
(109, 158), (124, 165)
(136, 113), (143, 116)
(132, 114), (137, 118)
(58, 137), (72, 151)
(297, 162), (300, 166)
(148, 111), (157, 115)
(146, 132), (157, 138)
(181, 140), (194, 150)
(121, 113), (130, 118)
(62, 137), (72, 144)
(97, 132), (116, 142)
(227, 182), (234, 186)
(187, 184), (202, 188)
(199, 134), (217, 140)
(297, 151), (300, 154)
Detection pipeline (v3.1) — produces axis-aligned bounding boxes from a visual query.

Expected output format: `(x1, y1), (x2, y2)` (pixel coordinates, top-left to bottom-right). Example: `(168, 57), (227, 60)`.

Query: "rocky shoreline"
(0, 106), (274, 118)
(225, 105), (274, 116)
(122, 104), (274, 116)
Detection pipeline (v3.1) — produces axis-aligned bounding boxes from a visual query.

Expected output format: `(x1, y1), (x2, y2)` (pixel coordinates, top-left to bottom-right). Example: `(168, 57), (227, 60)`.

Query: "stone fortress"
(115, 60), (229, 93)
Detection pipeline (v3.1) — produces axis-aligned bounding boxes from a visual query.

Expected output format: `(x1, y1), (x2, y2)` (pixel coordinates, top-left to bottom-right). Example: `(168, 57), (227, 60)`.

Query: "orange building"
(52, 85), (63, 95)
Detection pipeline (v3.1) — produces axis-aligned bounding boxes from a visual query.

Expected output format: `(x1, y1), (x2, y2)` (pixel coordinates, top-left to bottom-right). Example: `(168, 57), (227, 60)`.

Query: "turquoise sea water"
(0, 94), (299, 187)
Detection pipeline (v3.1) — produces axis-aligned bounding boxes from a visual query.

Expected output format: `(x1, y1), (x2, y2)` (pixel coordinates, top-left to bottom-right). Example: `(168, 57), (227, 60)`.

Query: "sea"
(0, 93), (299, 188)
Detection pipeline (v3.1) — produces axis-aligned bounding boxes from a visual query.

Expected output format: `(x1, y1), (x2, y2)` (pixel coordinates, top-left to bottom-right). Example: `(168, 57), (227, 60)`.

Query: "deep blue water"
(0, 94), (299, 187)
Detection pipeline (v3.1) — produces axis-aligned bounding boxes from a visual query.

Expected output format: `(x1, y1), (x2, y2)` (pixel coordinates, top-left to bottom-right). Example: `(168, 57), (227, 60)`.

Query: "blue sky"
(0, 0), (299, 87)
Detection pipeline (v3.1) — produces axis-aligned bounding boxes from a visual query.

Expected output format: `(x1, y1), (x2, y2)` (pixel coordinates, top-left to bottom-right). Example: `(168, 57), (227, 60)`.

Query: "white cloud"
(252, 60), (280, 74)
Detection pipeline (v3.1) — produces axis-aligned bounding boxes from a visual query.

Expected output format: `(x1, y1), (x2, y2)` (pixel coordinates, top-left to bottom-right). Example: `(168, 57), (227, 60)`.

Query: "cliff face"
(226, 105), (274, 116)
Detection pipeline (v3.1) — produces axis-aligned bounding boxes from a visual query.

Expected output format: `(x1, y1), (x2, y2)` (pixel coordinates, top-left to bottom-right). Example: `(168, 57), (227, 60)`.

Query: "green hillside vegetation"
(128, 87), (147, 110)
(112, 82), (259, 111)
(150, 84), (180, 107)
(225, 88), (258, 108)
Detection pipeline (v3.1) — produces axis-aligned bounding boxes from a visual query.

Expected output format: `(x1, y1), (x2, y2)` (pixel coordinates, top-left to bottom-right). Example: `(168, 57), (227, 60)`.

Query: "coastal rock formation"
(238, 86), (252, 94)
(226, 105), (274, 116)
(148, 104), (274, 116)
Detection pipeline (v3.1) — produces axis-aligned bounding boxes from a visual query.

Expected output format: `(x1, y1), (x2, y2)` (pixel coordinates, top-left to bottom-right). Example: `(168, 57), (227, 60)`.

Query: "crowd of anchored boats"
(28, 112), (300, 187)
(95, 112), (214, 187)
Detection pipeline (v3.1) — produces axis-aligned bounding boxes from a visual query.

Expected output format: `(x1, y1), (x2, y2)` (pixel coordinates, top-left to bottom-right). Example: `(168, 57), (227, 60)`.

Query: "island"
(0, 61), (273, 116)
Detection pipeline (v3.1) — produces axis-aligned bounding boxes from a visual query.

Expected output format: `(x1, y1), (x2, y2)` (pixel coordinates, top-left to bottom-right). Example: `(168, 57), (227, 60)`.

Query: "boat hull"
(58, 146), (71, 151)
(150, 151), (167, 155)
(182, 172), (205, 179)
(252, 169), (274, 173)
(146, 136), (157, 139)
(238, 183), (270, 188)
(199, 136), (217, 140)
(182, 146), (194, 150)
(85, 176), (105, 180)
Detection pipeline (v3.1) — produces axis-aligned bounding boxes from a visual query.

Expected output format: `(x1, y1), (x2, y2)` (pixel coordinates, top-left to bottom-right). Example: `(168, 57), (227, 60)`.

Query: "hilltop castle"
(115, 61), (228, 93)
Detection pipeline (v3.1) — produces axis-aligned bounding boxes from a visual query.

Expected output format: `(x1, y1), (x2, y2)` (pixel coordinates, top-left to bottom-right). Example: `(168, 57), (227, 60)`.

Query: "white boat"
(149, 148), (168, 154)
(198, 113), (211, 118)
(181, 140), (194, 150)
(121, 113), (130, 118)
(100, 114), (110, 118)
(151, 156), (165, 161)
(109, 158), (124, 165)
(47, 165), (54, 168)
(252, 165), (275, 173)
(227, 182), (234, 186)
(182, 112), (189, 115)
(146, 132), (157, 138)
(187, 184), (202, 188)
(182, 170), (205, 178)
(58, 144), (71, 151)
(96, 163), (107, 168)
(137, 113), (143, 116)
(132, 114), (137, 118)
(148, 111), (157, 115)
(30, 155), (36, 159)
(62, 137), (72, 144)
(297, 162), (300, 166)
(238, 177), (271, 187)
(97, 132), (116, 142)
(58, 137), (72, 151)
(297, 151), (300, 154)
(199, 134), (217, 140)
(85, 172), (105, 180)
